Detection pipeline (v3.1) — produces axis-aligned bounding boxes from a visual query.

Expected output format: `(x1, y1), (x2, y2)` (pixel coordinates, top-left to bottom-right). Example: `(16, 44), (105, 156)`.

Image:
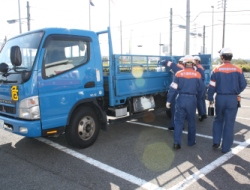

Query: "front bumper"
(0, 115), (41, 137)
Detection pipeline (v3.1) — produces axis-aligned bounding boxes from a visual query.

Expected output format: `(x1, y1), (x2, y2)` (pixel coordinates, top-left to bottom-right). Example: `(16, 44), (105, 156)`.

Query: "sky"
(0, 0), (250, 59)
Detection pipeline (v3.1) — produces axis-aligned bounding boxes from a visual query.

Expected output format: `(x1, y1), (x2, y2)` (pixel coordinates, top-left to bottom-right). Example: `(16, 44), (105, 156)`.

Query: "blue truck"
(0, 27), (211, 148)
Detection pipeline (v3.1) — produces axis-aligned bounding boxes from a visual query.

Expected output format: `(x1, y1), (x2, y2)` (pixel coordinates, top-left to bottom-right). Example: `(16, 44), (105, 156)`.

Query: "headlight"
(19, 96), (40, 119)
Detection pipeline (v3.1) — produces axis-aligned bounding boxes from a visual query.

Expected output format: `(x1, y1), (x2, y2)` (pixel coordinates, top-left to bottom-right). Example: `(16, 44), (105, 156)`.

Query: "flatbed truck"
(0, 27), (211, 148)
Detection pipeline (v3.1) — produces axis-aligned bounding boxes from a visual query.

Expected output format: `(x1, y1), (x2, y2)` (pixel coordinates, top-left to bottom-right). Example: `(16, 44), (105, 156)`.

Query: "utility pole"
(18, 0), (22, 33)
(222, 0), (227, 48)
(129, 30), (133, 54)
(169, 8), (173, 56)
(89, 1), (91, 30)
(159, 33), (161, 56)
(186, 0), (190, 55)
(203, 25), (205, 54)
(109, 0), (111, 27)
(27, 1), (30, 31)
(120, 20), (122, 55)
(211, 6), (214, 59)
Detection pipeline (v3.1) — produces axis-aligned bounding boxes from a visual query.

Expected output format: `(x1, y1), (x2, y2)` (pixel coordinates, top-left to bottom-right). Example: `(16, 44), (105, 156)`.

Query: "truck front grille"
(0, 105), (16, 114)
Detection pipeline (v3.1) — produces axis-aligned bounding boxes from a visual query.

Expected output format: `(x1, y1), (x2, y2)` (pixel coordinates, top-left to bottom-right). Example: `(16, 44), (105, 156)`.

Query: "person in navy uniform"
(166, 55), (205, 150)
(207, 47), (247, 153)
(165, 57), (184, 130)
(193, 55), (207, 121)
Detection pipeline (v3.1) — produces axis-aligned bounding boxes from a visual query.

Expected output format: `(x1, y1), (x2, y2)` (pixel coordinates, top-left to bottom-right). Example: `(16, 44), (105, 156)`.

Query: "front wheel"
(65, 107), (100, 148)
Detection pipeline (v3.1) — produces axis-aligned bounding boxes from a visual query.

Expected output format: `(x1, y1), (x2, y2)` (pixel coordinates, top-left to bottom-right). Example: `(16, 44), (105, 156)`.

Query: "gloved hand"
(166, 102), (171, 109)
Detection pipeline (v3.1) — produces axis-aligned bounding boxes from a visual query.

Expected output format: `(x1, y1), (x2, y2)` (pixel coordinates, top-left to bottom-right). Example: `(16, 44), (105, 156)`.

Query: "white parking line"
(127, 121), (242, 145)
(169, 138), (250, 190)
(236, 116), (250, 120)
(36, 137), (165, 190)
(36, 118), (249, 190)
(240, 106), (250, 108)
(127, 120), (249, 189)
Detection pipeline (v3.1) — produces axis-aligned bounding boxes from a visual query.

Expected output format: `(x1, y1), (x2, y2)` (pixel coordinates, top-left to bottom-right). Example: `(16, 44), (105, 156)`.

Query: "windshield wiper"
(15, 66), (28, 70)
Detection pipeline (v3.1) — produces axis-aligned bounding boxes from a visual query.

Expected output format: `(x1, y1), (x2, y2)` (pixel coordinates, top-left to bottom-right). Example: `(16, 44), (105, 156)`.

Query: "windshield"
(0, 31), (44, 71)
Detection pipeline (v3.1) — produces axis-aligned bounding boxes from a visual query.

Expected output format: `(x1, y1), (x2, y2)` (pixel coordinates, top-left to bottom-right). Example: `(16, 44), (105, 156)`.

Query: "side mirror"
(10, 46), (22, 66)
(0, 62), (9, 73)
(22, 71), (32, 82)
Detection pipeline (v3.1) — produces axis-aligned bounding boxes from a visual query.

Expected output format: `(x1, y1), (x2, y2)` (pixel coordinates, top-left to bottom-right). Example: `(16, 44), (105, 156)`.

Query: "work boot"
(213, 144), (220, 149)
(168, 127), (174, 131)
(202, 114), (207, 120)
(199, 114), (207, 122)
(173, 144), (181, 150)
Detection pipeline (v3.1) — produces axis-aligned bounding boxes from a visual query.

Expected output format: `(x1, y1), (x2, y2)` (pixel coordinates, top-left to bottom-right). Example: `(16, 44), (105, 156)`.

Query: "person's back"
(209, 63), (245, 95)
(174, 68), (202, 95)
(207, 47), (247, 153)
(167, 55), (205, 150)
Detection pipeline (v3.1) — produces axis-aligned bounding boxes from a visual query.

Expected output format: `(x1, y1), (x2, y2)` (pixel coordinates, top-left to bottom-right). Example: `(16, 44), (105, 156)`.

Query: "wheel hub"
(78, 116), (95, 141)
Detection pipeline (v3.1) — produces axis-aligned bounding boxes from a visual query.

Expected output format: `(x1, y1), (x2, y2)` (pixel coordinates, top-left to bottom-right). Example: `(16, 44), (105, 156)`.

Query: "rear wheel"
(66, 107), (100, 148)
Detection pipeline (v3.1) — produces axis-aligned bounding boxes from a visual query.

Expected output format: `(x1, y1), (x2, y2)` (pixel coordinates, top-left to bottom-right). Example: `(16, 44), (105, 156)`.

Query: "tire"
(66, 107), (100, 148)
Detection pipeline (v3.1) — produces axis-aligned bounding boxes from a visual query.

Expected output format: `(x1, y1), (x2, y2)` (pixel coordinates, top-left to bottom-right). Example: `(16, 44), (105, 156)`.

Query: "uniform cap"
(183, 55), (195, 64)
(193, 55), (201, 61)
(179, 57), (184, 62)
(219, 47), (233, 55)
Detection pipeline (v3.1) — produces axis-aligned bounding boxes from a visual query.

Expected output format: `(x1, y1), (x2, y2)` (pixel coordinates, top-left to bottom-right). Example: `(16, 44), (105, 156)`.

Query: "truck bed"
(103, 55), (173, 107)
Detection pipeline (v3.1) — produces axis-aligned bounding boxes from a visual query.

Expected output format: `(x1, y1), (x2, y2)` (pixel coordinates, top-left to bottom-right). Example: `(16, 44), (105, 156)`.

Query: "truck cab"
(0, 28), (108, 148)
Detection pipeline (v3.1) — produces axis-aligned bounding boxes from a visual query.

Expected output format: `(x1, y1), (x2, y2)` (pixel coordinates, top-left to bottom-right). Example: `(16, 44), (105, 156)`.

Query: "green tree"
(232, 59), (247, 65)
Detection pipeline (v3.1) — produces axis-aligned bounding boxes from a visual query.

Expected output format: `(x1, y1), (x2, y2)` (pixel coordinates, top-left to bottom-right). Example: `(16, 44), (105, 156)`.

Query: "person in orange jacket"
(207, 47), (247, 153)
(166, 55), (205, 150)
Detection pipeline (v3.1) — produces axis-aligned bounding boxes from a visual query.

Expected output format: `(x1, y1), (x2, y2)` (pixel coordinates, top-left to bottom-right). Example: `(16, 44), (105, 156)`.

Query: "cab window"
(42, 35), (90, 78)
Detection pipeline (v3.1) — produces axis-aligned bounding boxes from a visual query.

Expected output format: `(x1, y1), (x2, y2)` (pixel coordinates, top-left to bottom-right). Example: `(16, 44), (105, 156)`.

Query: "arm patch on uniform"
(170, 82), (178, 89)
(209, 80), (216, 87)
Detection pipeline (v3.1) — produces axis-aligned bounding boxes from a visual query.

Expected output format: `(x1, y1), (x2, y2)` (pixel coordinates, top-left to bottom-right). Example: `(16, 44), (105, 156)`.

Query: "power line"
(190, 10), (250, 22)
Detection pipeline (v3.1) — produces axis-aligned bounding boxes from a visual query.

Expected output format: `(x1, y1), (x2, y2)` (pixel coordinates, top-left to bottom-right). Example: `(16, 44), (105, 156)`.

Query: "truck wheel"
(66, 107), (100, 148)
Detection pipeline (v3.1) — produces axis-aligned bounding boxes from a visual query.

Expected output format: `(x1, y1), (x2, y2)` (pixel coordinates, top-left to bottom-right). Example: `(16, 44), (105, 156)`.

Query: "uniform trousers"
(197, 87), (206, 116)
(174, 94), (197, 146)
(213, 94), (238, 153)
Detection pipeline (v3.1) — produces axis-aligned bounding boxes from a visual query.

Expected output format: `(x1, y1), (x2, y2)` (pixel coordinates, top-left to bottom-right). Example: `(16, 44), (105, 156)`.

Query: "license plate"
(0, 119), (4, 129)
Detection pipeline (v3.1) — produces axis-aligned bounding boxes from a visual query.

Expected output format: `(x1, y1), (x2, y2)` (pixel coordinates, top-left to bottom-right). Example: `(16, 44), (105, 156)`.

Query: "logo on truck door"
(11, 86), (18, 101)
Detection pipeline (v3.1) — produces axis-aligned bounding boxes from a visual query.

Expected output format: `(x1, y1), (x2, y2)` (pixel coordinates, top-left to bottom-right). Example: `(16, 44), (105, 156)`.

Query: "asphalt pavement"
(1, 86), (250, 190)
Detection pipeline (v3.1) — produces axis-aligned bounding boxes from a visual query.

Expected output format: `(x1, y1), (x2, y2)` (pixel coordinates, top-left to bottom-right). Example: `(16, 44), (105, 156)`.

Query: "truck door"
(38, 34), (99, 131)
